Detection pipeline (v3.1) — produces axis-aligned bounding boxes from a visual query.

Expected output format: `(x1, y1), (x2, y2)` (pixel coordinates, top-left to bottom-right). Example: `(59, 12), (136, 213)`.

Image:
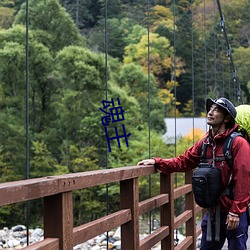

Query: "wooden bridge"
(0, 165), (204, 250)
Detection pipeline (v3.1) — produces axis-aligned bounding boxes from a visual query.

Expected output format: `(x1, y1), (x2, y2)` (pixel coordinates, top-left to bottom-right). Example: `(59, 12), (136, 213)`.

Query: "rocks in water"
(73, 227), (161, 250)
(0, 225), (44, 249)
(0, 225), (183, 249)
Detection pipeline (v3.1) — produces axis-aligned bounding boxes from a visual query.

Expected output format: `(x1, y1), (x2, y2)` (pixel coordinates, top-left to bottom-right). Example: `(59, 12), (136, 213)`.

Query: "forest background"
(0, 0), (249, 229)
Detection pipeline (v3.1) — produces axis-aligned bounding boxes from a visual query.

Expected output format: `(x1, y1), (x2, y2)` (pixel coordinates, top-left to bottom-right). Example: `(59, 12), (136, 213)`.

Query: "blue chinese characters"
(99, 98), (131, 152)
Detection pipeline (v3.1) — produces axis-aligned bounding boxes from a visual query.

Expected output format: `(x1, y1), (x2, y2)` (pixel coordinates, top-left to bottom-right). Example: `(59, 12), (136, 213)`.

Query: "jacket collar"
(207, 124), (239, 143)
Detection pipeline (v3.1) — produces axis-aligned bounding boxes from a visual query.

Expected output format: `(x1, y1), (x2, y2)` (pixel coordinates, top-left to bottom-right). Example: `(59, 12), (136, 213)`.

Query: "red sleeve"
(153, 139), (203, 174)
(229, 136), (250, 215)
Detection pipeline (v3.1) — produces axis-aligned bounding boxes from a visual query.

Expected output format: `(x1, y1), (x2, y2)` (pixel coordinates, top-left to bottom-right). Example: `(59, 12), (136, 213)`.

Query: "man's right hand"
(137, 159), (155, 166)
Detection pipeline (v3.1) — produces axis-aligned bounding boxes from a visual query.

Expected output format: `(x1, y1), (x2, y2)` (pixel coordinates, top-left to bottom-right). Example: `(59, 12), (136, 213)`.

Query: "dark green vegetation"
(0, 0), (249, 228)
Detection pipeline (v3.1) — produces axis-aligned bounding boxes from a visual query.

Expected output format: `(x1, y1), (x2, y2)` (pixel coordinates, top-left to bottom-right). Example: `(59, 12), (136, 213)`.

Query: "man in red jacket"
(138, 97), (250, 250)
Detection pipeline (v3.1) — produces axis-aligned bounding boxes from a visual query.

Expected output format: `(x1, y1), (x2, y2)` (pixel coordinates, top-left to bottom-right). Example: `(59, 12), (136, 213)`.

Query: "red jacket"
(154, 124), (250, 216)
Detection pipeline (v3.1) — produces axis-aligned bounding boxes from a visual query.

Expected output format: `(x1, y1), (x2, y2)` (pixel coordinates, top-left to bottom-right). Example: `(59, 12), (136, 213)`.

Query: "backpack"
(235, 105), (250, 142)
(192, 131), (241, 208)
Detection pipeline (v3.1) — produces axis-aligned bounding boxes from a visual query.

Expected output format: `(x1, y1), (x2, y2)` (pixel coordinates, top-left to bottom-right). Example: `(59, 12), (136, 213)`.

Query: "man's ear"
(224, 114), (232, 123)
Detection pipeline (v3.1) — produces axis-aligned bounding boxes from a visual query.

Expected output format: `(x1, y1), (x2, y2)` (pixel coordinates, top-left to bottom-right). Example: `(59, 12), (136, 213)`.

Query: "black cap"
(206, 97), (237, 119)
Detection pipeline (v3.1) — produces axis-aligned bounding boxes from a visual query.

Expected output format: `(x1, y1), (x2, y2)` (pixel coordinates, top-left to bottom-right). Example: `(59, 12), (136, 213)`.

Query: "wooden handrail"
(0, 165), (203, 250)
(0, 165), (155, 206)
(73, 209), (131, 245)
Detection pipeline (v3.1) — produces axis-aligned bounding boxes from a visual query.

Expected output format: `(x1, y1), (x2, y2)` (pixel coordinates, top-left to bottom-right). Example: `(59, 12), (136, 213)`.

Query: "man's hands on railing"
(137, 159), (155, 166)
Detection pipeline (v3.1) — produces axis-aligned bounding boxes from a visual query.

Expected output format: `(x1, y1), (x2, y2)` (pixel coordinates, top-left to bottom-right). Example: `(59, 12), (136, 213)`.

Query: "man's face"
(207, 104), (226, 127)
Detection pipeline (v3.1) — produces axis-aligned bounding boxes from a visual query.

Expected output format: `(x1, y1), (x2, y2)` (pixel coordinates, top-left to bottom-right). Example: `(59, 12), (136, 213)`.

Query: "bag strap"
(222, 132), (243, 199)
(223, 131), (242, 169)
(215, 204), (220, 241)
(206, 208), (212, 241)
(200, 131), (242, 168)
(200, 142), (208, 163)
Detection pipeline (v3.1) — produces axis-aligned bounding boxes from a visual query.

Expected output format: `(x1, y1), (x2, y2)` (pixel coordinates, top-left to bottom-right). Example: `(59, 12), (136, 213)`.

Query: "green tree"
(234, 46), (250, 102)
(50, 46), (141, 167)
(124, 32), (185, 88)
(50, 46), (107, 152)
(0, 112), (26, 181)
(61, 0), (101, 29)
(14, 0), (84, 52)
(30, 141), (57, 177)
(86, 17), (138, 60)
(116, 63), (166, 132)
(149, 5), (174, 33)
(222, 0), (250, 46)
(0, 26), (55, 132)
(0, 24), (56, 142)
(0, 38), (27, 180)
(98, 0), (145, 21)
(0, 6), (15, 29)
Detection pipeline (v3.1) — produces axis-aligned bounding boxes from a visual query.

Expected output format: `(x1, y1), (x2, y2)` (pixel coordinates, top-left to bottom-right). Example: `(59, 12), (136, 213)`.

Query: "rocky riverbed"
(0, 225), (187, 249)
(0, 225), (43, 249)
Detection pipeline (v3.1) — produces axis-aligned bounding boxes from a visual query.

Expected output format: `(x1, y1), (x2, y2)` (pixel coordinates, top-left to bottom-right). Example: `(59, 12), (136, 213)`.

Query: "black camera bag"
(192, 162), (221, 208)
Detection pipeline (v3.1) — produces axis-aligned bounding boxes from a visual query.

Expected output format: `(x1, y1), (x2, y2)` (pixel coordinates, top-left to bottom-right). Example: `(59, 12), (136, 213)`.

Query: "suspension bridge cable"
(172, 0), (177, 190)
(191, 0), (195, 144)
(173, 0), (177, 158)
(216, 0), (242, 103)
(25, 0), (29, 181)
(147, 1), (151, 160)
(172, 0), (179, 245)
(104, 0), (108, 170)
(203, 0), (207, 97)
(104, 0), (109, 248)
(218, 33), (225, 96)
(147, 0), (152, 234)
(76, 0), (79, 27)
(25, 0), (30, 245)
(213, 0), (217, 94)
(228, 64), (232, 99)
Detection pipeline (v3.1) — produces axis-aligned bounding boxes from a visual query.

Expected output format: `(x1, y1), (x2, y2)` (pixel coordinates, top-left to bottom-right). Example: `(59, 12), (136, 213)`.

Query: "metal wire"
(104, 0), (109, 248)
(191, 0), (195, 144)
(25, 0), (30, 245)
(213, 0), (217, 94)
(172, 0), (179, 245)
(204, 0), (207, 97)
(147, 0), (152, 234)
(215, 0), (242, 104)
(173, 0), (177, 158)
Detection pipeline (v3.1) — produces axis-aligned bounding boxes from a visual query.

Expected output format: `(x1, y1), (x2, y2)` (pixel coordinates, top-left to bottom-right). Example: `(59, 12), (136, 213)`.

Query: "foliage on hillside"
(0, 0), (249, 227)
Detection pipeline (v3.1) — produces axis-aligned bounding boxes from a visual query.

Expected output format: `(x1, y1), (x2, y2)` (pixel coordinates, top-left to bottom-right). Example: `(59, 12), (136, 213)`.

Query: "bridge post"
(120, 178), (139, 250)
(160, 173), (174, 250)
(43, 192), (73, 250)
(185, 171), (197, 250)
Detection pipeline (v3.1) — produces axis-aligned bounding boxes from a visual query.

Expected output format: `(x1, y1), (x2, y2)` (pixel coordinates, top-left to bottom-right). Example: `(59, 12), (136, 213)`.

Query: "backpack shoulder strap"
(200, 141), (208, 163)
(223, 132), (242, 169)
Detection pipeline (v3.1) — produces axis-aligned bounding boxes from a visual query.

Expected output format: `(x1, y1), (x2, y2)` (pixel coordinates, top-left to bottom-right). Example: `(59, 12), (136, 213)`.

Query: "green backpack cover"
(235, 105), (250, 140)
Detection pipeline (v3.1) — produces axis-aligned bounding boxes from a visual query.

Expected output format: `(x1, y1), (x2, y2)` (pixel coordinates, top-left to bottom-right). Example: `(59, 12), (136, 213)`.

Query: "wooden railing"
(0, 165), (203, 250)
